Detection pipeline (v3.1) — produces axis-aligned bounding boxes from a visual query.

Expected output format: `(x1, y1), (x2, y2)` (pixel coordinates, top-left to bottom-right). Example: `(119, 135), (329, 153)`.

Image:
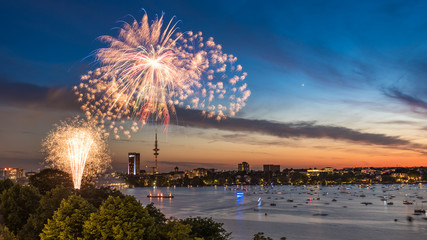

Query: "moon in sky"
(301, 83), (305, 87)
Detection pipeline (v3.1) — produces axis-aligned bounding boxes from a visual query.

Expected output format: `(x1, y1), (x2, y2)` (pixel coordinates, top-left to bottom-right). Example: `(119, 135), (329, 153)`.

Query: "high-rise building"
(128, 153), (140, 175)
(238, 162), (250, 173)
(263, 164), (280, 173)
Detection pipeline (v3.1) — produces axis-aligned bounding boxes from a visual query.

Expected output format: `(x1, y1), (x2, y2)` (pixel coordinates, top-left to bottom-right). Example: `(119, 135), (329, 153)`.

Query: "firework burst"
(42, 118), (111, 189)
(76, 12), (251, 138)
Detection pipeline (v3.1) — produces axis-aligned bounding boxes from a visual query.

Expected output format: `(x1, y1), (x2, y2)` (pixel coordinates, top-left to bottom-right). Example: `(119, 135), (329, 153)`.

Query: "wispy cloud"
(374, 120), (419, 125)
(2, 81), (424, 153)
(176, 108), (411, 147)
(383, 87), (427, 113)
(0, 80), (79, 110)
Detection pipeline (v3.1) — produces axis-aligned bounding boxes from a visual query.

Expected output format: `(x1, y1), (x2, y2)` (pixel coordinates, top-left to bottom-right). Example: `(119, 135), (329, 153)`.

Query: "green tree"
(180, 217), (231, 240)
(0, 224), (17, 240)
(19, 185), (73, 240)
(145, 202), (167, 224)
(40, 195), (95, 240)
(253, 232), (272, 240)
(77, 184), (124, 208)
(0, 184), (40, 234)
(29, 169), (73, 195)
(83, 195), (156, 239)
(156, 221), (192, 240)
(290, 172), (308, 185)
(0, 179), (14, 195)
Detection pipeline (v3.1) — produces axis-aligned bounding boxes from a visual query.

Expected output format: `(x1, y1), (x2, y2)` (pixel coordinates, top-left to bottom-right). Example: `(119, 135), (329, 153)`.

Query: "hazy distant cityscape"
(3, 159), (426, 189)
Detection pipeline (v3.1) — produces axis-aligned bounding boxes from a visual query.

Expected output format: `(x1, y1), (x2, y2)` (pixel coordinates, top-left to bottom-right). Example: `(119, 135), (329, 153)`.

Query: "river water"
(123, 184), (427, 240)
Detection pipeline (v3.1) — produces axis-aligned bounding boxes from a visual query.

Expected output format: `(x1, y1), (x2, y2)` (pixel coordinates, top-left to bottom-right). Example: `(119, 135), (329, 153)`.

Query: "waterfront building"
(128, 153), (140, 175)
(0, 167), (24, 181)
(187, 168), (214, 178)
(25, 171), (36, 177)
(238, 162), (250, 173)
(97, 172), (129, 190)
(307, 167), (335, 176)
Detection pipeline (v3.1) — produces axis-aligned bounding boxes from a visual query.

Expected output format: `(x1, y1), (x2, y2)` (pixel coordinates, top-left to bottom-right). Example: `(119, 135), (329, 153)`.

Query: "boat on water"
(147, 193), (174, 198)
(236, 192), (245, 197)
(414, 210), (425, 215)
(313, 213), (328, 216)
(403, 200), (413, 205)
(414, 203), (425, 214)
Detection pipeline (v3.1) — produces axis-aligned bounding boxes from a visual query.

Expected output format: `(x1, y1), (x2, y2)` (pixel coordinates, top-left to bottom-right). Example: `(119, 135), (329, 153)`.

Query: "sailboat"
(414, 202), (426, 214)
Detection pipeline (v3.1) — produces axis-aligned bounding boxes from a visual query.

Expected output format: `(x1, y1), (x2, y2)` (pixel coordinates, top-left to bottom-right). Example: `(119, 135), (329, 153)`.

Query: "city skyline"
(2, 0), (427, 171)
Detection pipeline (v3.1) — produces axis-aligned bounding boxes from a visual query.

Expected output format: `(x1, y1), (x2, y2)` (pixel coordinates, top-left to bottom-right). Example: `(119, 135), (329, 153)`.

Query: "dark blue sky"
(2, 0), (427, 171)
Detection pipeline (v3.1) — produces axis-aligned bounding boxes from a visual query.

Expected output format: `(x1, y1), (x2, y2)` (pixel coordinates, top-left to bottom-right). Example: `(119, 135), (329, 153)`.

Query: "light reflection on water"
(123, 184), (427, 239)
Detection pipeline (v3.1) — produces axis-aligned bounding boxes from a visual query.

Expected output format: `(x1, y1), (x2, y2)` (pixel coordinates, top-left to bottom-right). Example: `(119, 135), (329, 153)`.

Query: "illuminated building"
(25, 171), (36, 177)
(96, 172), (129, 190)
(263, 165), (280, 173)
(0, 167), (24, 181)
(307, 167), (335, 176)
(238, 162), (250, 173)
(128, 153), (140, 175)
(187, 168), (214, 178)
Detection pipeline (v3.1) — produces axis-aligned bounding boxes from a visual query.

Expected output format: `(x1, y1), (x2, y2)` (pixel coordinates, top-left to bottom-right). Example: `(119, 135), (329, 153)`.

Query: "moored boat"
(147, 193), (174, 198)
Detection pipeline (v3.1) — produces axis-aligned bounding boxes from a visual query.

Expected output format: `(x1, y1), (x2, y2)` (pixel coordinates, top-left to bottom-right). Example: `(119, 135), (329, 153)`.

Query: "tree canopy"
(77, 184), (124, 208)
(0, 184), (40, 234)
(19, 185), (73, 240)
(180, 217), (231, 240)
(0, 179), (14, 195)
(83, 195), (156, 239)
(29, 169), (73, 195)
(40, 195), (95, 240)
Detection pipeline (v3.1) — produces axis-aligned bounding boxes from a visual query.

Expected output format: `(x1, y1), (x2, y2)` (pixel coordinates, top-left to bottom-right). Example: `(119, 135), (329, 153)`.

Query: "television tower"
(153, 129), (159, 173)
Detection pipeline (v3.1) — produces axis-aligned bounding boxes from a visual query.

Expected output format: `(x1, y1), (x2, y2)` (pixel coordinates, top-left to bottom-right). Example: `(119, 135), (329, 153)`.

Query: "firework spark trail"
(76, 12), (251, 138)
(66, 131), (94, 189)
(42, 118), (110, 189)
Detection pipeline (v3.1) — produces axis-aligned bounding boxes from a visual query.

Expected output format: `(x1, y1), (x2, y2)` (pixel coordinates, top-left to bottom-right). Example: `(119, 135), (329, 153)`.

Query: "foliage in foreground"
(19, 185), (73, 240)
(83, 195), (156, 239)
(180, 217), (231, 240)
(36, 193), (230, 240)
(1, 175), (283, 240)
(0, 225), (17, 240)
(0, 184), (41, 234)
(40, 195), (95, 240)
(28, 169), (73, 195)
(253, 232), (286, 240)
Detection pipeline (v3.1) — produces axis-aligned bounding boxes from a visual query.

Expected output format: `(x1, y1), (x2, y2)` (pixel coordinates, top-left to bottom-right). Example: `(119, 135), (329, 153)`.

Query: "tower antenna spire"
(153, 128), (159, 173)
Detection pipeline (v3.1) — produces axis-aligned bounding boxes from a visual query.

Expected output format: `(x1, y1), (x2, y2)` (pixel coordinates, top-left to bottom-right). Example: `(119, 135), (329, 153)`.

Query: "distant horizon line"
(3, 165), (427, 173)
